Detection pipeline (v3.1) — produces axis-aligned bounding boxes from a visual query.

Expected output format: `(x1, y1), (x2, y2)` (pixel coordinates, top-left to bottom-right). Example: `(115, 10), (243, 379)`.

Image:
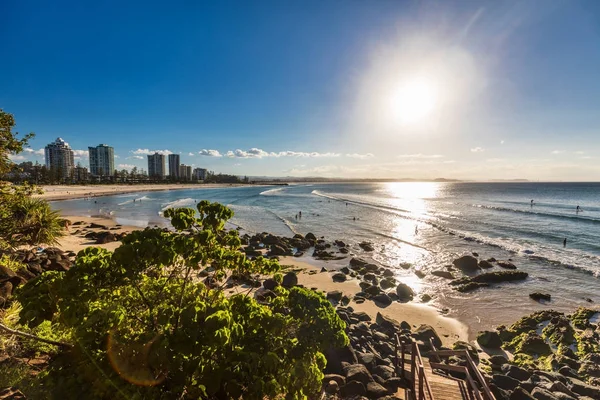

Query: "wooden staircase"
(394, 335), (496, 400)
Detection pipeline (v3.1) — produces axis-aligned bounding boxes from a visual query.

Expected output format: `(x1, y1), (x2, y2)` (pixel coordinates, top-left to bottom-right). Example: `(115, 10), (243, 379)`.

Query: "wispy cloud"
(8, 154), (26, 161)
(574, 151), (585, 155)
(73, 150), (89, 158)
(23, 148), (45, 156)
(551, 150), (565, 155)
(188, 152), (195, 156)
(346, 153), (375, 159)
(131, 149), (172, 155)
(117, 164), (135, 170)
(129, 155), (144, 160)
(225, 148), (341, 158)
(198, 149), (223, 157)
(397, 154), (444, 159)
(470, 147), (485, 153)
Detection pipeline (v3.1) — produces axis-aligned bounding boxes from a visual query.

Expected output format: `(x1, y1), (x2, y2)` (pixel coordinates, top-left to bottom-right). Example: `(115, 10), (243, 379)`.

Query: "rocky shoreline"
(2, 219), (600, 399)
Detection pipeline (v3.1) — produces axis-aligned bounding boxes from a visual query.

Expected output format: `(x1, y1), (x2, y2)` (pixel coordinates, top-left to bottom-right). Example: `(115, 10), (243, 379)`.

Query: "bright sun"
(390, 77), (438, 125)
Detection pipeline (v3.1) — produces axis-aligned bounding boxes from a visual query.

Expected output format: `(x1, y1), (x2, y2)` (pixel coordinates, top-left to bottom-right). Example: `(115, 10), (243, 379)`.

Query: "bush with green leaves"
(17, 201), (348, 399)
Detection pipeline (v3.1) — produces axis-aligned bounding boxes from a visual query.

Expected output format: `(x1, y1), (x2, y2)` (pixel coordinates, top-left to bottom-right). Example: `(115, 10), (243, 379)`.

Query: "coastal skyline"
(3, 0), (600, 181)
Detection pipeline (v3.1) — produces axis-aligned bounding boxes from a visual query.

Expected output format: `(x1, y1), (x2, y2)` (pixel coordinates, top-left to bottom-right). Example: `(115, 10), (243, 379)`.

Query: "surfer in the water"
(576, 205), (582, 213)
(563, 238), (567, 247)
(530, 199), (534, 207)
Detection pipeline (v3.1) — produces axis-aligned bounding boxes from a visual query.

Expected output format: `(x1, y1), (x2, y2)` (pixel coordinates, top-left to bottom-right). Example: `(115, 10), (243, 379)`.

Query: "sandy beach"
(57, 213), (468, 347)
(36, 183), (254, 201)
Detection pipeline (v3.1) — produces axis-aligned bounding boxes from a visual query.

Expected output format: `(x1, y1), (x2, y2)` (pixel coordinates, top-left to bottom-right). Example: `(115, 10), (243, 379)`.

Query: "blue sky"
(2, 0), (600, 180)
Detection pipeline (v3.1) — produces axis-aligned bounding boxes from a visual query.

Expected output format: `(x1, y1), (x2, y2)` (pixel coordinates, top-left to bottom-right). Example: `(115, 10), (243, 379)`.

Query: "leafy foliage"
(0, 109), (34, 176)
(17, 201), (348, 399)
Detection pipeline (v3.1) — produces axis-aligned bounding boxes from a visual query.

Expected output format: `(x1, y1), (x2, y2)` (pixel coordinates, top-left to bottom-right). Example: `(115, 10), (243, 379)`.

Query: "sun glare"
(390, 77), (438, 125)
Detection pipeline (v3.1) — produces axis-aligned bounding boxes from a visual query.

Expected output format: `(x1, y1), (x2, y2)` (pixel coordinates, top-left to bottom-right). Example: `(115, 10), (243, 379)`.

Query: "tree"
(0, 109), (34, 176)
(17, 201), (348, 399)
(0, 110), (65, 250)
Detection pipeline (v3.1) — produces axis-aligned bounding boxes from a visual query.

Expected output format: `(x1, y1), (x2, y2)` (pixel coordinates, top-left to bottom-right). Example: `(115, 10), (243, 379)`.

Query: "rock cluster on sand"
(474, 308), (600, 400)
(0, 247), (74, 304)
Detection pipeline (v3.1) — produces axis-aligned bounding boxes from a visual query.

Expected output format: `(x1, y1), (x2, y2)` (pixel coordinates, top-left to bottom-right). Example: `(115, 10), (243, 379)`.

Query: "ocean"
(51, 182), (600, 334)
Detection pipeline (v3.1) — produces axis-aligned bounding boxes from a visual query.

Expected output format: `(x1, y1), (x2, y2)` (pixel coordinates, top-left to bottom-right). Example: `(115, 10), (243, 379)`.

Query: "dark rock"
(281, 272), (298, 288)
(16, 269), (36, 281)
(477, 330), (503, 348)
(372, 365), (394, 380)
(567, 378), (600, 398)
(366, 381), (389, 398)
(431, 270), (455, 279)
(357, 352), (376, 370)
(452, 255), (480, 272)
(327, 290), (343, 302)
(340, 381), (366, 397)
(490, 355), (509, 366)
(305, 232), (317, 242)
(341, 266), (351, 274)
(380, 277), (396, 290)
(325, 345), (358, 375)
(530, 293), (551, 302)
(324, 380), (339, 394)
(263, 278), (278, 291)
(373, 293), (392, 306)
(531, 388), (559, 400)
(420, 294), (432, 303)
(0, 265), (17, 279)
(413, 324), (442, 348)
(375, 312), (401, 332)
(395, 283), (414, 301)
(323, 374), (346, 387)
(510, 387), (535, 400)
(493, 374), (521, 391)
(364, 264), (379, 272)
(414, 269), (426, 279)
(548, 381), (577, 398)
(350, 258), (369, 268)
(558, 366), (579, 379)
(456, 282), (490, 292)
(497, 260), (517, 269)
(490, 383), (511, 400)
(479, 259), (495, 269)
(95, 231), (117, 244)
(343, 364), (373, 385)
(359, 242), (375, 252)
(47, 259), (71, 272)
(503, 365), (532, 381)
(332, 272), (347, 282)
(353, 312), (372, 322)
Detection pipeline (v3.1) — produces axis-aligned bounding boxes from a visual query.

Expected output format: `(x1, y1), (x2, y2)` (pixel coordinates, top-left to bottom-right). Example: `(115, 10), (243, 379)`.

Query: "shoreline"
(36, 183), (259, 201)
(57, 212), (469, 346)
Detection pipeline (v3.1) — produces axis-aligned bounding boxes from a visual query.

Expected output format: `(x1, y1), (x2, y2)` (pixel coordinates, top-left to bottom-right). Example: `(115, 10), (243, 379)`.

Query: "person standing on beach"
(563, 238), (567, 247)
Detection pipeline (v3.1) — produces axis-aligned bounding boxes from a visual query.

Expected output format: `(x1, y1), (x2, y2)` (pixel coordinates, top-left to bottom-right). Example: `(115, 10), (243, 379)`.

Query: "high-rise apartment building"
(168, 154), (180, 178)
(88, 144), (115, 176)
(44, 138), (74, 178)
(179, 164), (192, 181)
(193, 168), (208, 180)
(147, 153), (166, 178)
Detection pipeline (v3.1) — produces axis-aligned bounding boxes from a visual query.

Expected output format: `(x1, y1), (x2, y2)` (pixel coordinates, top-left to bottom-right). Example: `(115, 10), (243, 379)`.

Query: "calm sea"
(51, 182), (600, 334)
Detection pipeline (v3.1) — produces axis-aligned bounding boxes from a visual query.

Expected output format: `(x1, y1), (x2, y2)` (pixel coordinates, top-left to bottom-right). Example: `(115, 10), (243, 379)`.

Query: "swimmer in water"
(563, 238), (567, 247)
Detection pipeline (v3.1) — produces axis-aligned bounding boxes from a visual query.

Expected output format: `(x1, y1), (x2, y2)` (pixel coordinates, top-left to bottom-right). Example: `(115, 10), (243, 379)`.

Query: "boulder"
(95, 231), (117, 244)
(323, 374), (346, 387)
(477, 330), (503, 348)
(452, 255), (480, 272)
(395, 283), (414, 302)
(530, 293), (551, 302)
(263, 278), (278, 291)
(0, 265), (16, 279)
(366, 381), (389, 398)
(503, 365), (532, 381)
(327, 290), (343, 302)
(359, 242), (375, 252)
(305, 232), (317, 242)
(324, 345), (358, 375)
(324, 380), (339, 394)
(281, 272), (298, 288)
(567, 378), (600, 398)
(373, 293), (392, 306)
(357, 352), (376, 370)
(350, 258), (369, 268)
(343, 364), (373, 385)
(353, 312), (371, 322)
(492, 374), (521, 391)
(332, 272), (347, 282)
(479, 259), (495, 269)
(497, 260), (517, 269)
(510, 387), (535, 399)
(413, 324), (442, 348)
(490, 355), (509, 366)
(372, 365), (395, 380)
(531, 388), (559, 400)
(341, 267), (350, 274)
(431, 270), (455, 279)
(340, 381), (366, 397)
(375, 312), (402, 332)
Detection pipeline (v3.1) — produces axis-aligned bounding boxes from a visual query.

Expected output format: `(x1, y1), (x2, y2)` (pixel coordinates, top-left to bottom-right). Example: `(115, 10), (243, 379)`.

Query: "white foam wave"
(260, 188), (284, 196)
(160, 198), (196, 211)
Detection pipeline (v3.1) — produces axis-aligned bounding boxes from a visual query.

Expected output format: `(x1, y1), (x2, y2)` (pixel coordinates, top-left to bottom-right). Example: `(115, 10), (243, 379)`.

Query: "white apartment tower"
(88, 144), (115, 176)
(44, 138), (74, 178)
